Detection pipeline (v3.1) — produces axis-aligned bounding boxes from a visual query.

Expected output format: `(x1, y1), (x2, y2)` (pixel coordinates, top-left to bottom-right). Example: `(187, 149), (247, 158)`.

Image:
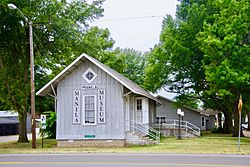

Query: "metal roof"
(37, 53), (159, 103)
(0, 111), (18, 117)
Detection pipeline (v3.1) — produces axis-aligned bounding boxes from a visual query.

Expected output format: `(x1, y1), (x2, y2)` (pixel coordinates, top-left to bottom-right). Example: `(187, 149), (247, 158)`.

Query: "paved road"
(0, 154), (250, 167)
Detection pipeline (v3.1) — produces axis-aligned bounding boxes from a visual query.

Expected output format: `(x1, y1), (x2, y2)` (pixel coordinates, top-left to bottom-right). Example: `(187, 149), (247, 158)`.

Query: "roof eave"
(36, 54), (86, 96)
(37, 53), (160, 104)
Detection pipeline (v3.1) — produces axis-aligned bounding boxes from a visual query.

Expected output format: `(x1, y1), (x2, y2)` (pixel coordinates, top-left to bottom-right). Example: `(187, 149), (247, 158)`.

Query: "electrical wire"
(94, 15), (165, 22)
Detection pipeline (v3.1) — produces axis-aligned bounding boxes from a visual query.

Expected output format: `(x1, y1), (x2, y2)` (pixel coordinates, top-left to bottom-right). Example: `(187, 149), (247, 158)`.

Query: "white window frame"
(135, 98), (143, 123)
(201, 116), (205, 127)
(82, 95), (97, 125)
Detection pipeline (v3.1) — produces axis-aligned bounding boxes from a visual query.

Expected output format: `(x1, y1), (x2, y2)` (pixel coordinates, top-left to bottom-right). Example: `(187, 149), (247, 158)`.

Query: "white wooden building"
(156, 95), (216, 131)
(37, 53), (160, 147)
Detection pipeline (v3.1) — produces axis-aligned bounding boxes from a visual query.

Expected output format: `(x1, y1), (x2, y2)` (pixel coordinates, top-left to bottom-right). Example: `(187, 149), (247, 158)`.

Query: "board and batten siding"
(157, 97), (201, 128)
(56, 59), (125, 140)
(157, 98), (178, 120)
(181, 108), (201, 128)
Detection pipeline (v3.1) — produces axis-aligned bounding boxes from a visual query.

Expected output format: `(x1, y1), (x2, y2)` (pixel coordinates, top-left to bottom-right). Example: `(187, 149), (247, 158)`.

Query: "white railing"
(126, 120), (160, 143)
(154, 119), (200, 137)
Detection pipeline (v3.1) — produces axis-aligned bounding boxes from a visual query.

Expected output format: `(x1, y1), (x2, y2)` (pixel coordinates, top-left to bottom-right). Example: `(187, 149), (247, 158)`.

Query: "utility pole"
(8, 4), (36, 148)
(29, 21), (36, 149)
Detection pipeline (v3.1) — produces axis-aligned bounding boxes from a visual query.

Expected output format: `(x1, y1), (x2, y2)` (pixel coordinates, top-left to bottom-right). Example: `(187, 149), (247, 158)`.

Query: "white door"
(135, 98), (142, 123)
(142, 98), (149, 124)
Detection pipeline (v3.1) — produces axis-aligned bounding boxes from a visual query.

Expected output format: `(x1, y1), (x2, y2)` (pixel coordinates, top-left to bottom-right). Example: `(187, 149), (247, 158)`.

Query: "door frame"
(201, 116), (206, 130)
(135, 97), (143, 124)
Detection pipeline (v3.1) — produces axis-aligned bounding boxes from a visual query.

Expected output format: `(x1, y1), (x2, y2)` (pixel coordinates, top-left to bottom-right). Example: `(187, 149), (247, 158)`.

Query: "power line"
(95, 15), (164, 22)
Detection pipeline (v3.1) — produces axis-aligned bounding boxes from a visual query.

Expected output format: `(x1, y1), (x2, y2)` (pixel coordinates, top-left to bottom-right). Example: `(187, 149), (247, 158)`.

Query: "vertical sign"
(41, 115), (46, 123)
(40, 115), (46, 129)
(238, 95), (243, 151)
(98, 89), (105, 123)
(73, 90), (81, 124)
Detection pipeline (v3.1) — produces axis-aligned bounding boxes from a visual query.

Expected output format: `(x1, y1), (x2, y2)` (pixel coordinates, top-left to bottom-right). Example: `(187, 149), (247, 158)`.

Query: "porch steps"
(125, 132), (157, 145)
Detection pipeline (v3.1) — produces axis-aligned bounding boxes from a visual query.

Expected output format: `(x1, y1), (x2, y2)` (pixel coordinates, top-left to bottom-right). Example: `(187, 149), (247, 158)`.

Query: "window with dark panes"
(83, 95), (96, 125)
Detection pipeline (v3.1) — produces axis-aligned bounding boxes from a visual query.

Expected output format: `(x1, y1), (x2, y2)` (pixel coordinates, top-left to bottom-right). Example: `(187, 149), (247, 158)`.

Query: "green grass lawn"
(0, 132), (250, 154)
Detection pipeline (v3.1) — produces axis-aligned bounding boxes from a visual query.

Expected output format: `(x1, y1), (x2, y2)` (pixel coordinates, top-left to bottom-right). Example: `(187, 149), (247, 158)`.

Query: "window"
(201, 116), (205, 127)
(161, 117), (166, 123)
(83, 95), (96, 125)
(82, 68), (97, 83)
(156, 116), (166, 123)
(137, 99), (142, 110)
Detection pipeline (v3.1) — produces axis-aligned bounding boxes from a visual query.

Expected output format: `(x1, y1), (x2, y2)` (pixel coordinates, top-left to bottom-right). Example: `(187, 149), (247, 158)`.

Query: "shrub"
(211, 127), (224, 133)
(41, 111), (56, 138)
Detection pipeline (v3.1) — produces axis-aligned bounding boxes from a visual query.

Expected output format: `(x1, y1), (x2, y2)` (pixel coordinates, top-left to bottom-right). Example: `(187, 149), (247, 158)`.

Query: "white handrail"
(155, 119), (200, 137)
(126, 120), (160, 143)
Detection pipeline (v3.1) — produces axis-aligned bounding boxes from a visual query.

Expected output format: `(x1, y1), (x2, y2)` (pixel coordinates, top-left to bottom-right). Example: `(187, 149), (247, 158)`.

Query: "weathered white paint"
(149, 100), (156, 125)
(38, 54), (158, 145)
(37, 54), (158, 103)
(56, 59), (125, 140)
(126, 96), (151, 125)
(125, 96), (130, 131)
(142, 98), (149, 124)
(156, 96), (202, 129)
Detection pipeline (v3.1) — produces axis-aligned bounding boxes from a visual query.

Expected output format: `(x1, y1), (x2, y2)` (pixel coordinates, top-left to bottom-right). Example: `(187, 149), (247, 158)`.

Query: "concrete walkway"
(0, 133), (39, 142)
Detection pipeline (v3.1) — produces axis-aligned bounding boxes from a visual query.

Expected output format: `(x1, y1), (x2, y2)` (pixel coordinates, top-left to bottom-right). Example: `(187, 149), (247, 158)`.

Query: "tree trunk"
(18, 111), (29, 143)
(218, 112), (222, 131)
(224, 111), (233, 133)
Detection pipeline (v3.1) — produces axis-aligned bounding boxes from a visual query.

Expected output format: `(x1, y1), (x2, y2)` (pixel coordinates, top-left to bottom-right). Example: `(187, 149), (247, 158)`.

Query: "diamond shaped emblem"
(86, 71), (94, 81)
(82, 68), (97, 83)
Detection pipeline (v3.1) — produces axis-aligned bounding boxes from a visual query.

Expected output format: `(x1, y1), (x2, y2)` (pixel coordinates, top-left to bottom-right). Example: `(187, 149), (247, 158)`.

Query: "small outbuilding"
(0, 111), (31, 136)
(37, 53), (160, 147)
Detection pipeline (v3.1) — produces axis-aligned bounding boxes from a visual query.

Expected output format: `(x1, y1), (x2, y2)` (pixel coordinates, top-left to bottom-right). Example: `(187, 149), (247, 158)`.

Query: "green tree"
(0, 0), (111, 142)
(144, 1), (210, 107)
(144, 0), (250, 135)
(197, 0), (250, 136)
(113, 48), (146, 87)
(42, 111), (56, 139)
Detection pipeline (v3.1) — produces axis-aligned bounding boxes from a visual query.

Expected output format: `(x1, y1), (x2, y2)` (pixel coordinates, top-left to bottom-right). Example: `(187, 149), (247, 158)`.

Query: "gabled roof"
(37, 53), (159, 102)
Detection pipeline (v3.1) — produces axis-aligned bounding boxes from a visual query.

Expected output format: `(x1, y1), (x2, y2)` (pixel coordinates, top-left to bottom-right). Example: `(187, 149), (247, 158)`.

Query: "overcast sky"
(91, 0), (179, 52)
(89, 0), (179, 99)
